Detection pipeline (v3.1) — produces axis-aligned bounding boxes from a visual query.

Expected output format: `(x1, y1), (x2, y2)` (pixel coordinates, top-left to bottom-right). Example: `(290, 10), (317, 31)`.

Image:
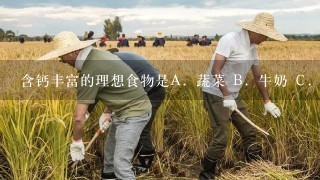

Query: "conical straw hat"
(236, 12), (287, 41)
(37, 31), (98, 60)
(155, 32), (165, 38)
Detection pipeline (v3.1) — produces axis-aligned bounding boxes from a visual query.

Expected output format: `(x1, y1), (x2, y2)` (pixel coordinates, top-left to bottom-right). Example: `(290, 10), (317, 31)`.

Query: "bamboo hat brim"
(155, 32), (165, 38)
(236, 12), (287, 41)
(37, 31), (98, 61)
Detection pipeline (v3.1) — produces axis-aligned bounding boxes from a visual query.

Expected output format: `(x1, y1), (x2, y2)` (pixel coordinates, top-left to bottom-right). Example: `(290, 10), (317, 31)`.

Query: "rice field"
(0, 40), (320, 179)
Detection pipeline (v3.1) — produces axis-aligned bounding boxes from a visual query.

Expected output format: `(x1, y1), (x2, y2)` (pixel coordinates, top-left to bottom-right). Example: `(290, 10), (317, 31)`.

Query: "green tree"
(6, 30), (15, 36)
(103, 17), (123, 40)
(214, 34), (220, 41)
(104, 19), (111, 36)
(5, 30), (15, 41)
(113, 16), (122, 38)
(104, 19), (116, 39)
(108, 21), (116, 40)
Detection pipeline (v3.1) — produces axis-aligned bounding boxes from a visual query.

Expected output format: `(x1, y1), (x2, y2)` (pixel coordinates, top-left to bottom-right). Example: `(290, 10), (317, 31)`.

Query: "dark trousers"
(136, 86), (166, 155)
(203, 92), (261, 160)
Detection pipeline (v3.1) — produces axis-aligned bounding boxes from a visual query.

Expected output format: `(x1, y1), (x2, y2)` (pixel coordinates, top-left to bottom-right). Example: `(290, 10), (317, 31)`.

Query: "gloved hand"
(223, 95), (237, 111)
(99, 112), (113, 133)
(263, 101), (281, 118)
(70, 139), (85, 161)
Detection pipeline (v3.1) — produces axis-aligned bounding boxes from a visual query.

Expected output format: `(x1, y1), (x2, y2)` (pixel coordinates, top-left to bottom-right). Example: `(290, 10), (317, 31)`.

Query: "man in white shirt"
(200, 12), (287, 180)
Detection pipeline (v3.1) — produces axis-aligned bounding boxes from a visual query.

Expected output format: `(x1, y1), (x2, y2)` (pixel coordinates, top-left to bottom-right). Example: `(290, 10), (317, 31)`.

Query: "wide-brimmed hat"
(155, 32), (165, 38)
(236, 12), (287, 41)
(37, 31), (98, 61)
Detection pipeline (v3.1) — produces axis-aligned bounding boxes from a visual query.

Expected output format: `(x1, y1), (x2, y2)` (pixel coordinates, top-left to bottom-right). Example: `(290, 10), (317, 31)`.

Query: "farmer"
(117, 34), (130, 47)
(186, 38), (193, 46)
(134, 35), (146, 47)
(88, 51), (165, 175)
(84, 31), (94, 40)
(191, 34), (200, 45)
(37, 31), (152, 180)
(84, 31), (97, 47)
(199, 35), (211, 46)
(200, 12), (287, 179)
(153, 32), (165, 47)
(99, 36), (107, 47)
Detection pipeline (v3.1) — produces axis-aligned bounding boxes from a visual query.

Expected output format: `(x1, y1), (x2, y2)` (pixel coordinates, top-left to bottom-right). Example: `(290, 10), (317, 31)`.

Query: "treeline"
(0, 28), (52, 42)
(1, 26), (319, 42)
(154, 34), (320, 41)
(0, 29), (17, 42)
(129, 34), (320, 41)
(285, 34), (320, 41)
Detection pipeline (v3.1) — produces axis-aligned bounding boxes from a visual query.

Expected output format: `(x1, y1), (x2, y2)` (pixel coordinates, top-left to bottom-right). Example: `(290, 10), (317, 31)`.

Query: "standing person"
(37, 31), (152, 180)
(200, 12), (287, 179)
(88, 51), (166, 176)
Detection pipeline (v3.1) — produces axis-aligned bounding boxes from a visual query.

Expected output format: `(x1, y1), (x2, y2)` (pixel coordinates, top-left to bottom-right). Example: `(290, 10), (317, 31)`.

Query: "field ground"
(0, 41), (319, 179)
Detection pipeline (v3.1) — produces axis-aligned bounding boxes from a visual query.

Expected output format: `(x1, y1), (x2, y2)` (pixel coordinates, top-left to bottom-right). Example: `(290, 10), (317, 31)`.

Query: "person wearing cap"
(200, 12), (287, 179)
(88, 51), (166, 175)
(153, 32), (165, 47)
(37, 31), (152, 180)
(134, 35), (146, 47)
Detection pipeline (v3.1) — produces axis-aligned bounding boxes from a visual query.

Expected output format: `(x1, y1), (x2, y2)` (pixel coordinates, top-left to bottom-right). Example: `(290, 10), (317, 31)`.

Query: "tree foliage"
(103, 16), (123, 40)
(6, 30), (15, 37)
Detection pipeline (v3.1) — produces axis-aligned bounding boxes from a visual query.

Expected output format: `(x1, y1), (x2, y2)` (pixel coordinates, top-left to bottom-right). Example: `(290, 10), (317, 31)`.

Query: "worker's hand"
(99, 112), (112, 133)
(70, 139), (85, 161)
(263, 101), (281, 118)
(223, 95), (237, 111)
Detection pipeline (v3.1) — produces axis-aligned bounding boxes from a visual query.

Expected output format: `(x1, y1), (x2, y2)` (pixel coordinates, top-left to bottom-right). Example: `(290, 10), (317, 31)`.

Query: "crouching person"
(134, 36), (146, 47)
(37, 31), (152, 180)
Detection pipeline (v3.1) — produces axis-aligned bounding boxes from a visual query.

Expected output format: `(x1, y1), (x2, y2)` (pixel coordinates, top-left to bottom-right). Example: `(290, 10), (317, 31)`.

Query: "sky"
(0, 0), (319, 37)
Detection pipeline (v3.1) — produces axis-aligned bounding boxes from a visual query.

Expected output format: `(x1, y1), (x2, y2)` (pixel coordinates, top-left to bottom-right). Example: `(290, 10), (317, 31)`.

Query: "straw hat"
(155, 32), (165, 38)
(236, 12), (287, 41)
(37, 31), (98, 61)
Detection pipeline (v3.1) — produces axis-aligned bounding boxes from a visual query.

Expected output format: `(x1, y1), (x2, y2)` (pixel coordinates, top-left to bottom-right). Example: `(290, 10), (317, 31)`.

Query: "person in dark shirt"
(134, 35), (146, 47)
(191, 34), (200, 45)
(84, 31), (97, 47)
(199, 35), (211, 46)
(153, 32), (165, 47)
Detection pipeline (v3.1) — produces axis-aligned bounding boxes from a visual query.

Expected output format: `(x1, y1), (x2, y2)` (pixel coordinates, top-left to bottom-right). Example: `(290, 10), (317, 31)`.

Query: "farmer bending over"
(38, 31), (151, 180)
(200, 12), (287, 180)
